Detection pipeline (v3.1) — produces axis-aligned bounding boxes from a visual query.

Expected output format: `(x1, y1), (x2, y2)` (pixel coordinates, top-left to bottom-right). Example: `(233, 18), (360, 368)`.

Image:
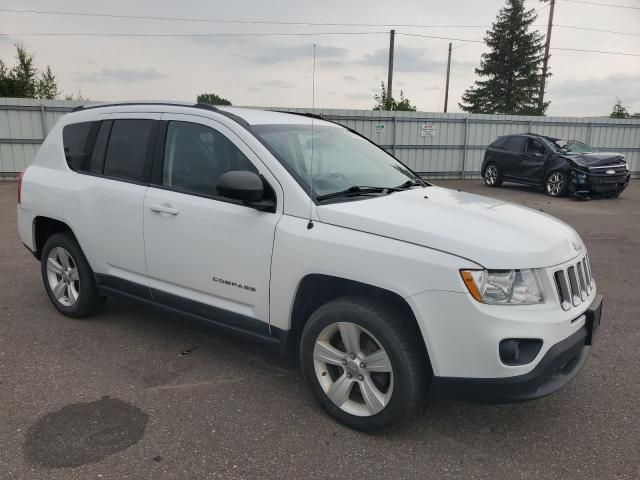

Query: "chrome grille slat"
(553, 253), (594, 311)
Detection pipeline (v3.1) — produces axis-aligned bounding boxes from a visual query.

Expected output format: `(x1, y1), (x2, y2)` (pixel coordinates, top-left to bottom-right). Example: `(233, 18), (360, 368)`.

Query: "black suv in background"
(481, 133), (630, 198)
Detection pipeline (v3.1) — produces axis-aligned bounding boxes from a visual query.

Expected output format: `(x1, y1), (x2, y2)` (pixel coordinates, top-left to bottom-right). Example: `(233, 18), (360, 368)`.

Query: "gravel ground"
(0, 179), (638, 480)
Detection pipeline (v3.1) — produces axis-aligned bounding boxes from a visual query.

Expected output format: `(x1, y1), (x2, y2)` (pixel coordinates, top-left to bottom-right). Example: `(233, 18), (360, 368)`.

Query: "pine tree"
(460, 0), (549, 115)
(0, 44), (59, 99)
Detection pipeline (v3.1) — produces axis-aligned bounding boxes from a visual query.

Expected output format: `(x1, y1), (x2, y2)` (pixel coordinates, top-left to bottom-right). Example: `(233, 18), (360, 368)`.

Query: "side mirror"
(216, 171), (275, 212)
(533, 151), (544, 159)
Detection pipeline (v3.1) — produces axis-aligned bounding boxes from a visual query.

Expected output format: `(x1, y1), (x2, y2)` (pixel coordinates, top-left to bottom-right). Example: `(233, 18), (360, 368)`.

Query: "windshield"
(564, 141), (594, 154)
(253, 124), (421, 200)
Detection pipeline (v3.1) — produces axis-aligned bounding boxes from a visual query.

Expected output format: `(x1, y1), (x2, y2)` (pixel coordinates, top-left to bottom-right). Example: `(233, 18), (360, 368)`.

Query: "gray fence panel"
(0, 98), (638, 178)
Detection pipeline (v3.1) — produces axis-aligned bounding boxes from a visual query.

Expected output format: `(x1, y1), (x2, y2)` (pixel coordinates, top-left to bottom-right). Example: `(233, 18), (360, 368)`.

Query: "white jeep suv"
(17, 102), (602, 431)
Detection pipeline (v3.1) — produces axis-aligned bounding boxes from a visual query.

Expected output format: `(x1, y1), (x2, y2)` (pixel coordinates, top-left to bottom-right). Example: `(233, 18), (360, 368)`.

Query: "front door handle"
(150, 203), (179, 215)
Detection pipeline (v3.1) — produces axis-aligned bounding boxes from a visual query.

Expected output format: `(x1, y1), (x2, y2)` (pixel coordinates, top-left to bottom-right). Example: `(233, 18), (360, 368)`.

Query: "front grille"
(588, 163), (628, 178)
(553, 254), (594, 311)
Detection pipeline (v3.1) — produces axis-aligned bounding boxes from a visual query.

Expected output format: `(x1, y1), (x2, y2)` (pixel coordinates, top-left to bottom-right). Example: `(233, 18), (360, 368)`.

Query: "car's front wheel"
(41, 232), (105, 318)
(300, 297), (428, 432)
(545, 171), (568, 197)
(484, 163), (503, 187)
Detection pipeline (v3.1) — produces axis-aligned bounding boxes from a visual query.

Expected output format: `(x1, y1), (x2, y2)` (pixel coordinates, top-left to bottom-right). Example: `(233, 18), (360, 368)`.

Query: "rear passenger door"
(77, 113), (160, 291)
(500, 136), (527, 180)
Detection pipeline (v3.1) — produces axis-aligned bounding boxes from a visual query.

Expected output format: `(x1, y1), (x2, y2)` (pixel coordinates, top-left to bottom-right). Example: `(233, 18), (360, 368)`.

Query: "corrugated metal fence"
(1, 98), (639, 179)
(277, 107), (640, 179)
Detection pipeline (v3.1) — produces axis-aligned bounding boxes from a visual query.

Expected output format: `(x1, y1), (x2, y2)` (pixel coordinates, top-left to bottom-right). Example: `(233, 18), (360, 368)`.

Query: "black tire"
(41, 232), (105, 318)
(545, 170), (568, 197)
(483, 163), (503, 187)
(300, 296), (429, 432)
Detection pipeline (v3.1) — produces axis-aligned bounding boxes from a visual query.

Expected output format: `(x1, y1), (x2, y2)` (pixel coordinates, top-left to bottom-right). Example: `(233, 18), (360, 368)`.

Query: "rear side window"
(503, 136), (527, 153)
(62, 122), (99, 171)
(103, 119), (154, 182)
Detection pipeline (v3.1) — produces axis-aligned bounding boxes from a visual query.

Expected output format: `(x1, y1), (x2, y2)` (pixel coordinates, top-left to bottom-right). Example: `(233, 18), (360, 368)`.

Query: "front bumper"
(569, 171), (630, 198)
(433, 295), (602, 403)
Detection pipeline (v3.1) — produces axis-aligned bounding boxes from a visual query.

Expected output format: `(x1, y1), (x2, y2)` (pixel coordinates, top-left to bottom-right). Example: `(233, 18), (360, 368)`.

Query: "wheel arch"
(32, 216), (78, 260)
(287, 274), (430, 367)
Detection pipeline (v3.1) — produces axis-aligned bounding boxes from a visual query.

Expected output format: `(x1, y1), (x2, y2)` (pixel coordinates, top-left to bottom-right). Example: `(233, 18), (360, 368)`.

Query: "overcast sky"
(1, 0), (638, 116)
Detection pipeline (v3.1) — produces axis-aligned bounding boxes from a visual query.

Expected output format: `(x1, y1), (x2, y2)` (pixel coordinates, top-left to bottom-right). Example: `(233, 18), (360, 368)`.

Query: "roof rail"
(71, 101), (202, 113)
(268, 110), (325, 121)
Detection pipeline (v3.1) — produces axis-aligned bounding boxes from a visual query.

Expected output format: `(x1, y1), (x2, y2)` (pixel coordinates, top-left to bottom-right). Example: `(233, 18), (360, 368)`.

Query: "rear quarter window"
(62, 122), (99, 171)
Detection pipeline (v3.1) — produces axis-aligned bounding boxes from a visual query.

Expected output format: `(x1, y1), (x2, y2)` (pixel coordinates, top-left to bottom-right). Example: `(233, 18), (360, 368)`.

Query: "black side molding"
(95, 274), (287, 347)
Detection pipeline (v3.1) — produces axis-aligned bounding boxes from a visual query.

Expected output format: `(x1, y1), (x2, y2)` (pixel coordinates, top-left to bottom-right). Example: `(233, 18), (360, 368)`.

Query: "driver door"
(143, 114), (283, 331)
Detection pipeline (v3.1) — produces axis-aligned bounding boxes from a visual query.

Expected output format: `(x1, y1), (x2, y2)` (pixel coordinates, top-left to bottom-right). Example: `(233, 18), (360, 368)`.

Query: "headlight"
(460, 269), (544, 305)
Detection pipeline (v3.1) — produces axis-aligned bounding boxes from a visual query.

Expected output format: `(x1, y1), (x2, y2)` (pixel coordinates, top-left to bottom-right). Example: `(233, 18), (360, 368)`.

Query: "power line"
(554, 24), (640, 36)
(0, 9), (527, 28)
(0, 31), (389, 38)
(397, 32), (484, 43)
(1, 8), (638, 37)
(3, 30), (637, 57)
(559, 0), (640, 9)
(552, 46), (640, 56)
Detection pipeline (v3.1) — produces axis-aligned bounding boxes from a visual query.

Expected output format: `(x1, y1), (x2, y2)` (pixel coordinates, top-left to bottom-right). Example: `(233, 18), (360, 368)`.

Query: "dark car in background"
(481, 133), (630, 198)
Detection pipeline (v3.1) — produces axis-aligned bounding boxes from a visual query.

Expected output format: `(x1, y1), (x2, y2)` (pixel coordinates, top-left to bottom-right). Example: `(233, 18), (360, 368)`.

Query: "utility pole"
(539, 0), (555, 113)
(444, 42), (452, 113)
(387, 29), (395, 109)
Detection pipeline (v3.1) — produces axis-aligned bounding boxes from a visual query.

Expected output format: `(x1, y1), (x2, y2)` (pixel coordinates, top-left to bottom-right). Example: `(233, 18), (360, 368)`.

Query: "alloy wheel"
(485, 165), (498, 185)
(46, 247), (80, 307)
(546, 172), (565, 196)
(313, 322), (394, 417)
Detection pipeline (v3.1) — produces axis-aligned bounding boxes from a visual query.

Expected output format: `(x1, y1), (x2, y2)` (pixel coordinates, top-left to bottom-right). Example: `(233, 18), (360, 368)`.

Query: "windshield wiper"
(316, 185), (399, 202)
(396, 178), (427, 189)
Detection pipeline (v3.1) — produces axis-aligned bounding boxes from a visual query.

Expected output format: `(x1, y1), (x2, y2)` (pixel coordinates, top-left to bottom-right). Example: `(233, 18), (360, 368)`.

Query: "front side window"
(526, 139), (545, 155)
(253, 124), (420, 199)
(103, 119), (154, 182)
(162, 121), (257, 197)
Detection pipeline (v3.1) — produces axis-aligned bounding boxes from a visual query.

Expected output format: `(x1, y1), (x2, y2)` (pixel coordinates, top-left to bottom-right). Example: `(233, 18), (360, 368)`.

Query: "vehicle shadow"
(98, 294), (578, 442)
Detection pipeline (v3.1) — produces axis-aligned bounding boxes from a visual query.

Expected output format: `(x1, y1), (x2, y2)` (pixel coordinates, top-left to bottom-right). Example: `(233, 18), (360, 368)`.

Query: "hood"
(561, 152), (626, 168)
(317, 186), (583, 269)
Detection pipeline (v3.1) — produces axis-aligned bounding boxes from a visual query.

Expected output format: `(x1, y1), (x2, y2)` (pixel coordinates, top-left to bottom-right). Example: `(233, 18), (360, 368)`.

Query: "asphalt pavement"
(0, 179), (638, 479)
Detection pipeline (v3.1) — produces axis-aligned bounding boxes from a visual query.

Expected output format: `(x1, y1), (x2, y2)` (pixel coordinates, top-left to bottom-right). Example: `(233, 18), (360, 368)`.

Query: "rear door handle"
(149, 203), (179, 215)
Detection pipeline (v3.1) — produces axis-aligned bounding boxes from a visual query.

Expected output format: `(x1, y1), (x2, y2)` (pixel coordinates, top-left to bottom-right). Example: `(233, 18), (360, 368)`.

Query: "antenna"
(307, 43), (316, 230)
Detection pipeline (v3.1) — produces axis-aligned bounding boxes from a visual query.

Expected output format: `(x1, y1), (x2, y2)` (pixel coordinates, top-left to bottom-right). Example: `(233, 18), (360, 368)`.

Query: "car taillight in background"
(17, 169), (26, 204)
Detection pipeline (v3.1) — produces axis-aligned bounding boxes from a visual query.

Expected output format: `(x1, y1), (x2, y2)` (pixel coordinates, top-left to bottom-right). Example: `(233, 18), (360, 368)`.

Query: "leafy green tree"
(0, 44), (59, 99)
(196, 93), (232, 105)
(459, 0), (548, 115)
(610, 100), (630, 119)
(373, 82), (416, 111)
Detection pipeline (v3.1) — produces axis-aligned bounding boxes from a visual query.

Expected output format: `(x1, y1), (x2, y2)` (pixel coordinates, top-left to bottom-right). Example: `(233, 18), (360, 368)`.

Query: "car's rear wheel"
(300, 297), (428, 432)
(484, 163), (503, 187)
(41, 232), (105, 318)
(546, 171), (568, 197)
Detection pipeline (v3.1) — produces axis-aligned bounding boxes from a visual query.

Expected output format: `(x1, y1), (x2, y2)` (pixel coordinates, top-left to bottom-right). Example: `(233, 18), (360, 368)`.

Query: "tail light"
(17, 169), (26, 204)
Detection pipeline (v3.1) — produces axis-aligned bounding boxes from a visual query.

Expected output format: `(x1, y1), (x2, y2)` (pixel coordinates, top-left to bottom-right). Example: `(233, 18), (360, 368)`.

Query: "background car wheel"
(484, 163), (503, 187)
(546, 171), (568, 197)
(41, 232), (105, 318)
(300, 296), (429, 432)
